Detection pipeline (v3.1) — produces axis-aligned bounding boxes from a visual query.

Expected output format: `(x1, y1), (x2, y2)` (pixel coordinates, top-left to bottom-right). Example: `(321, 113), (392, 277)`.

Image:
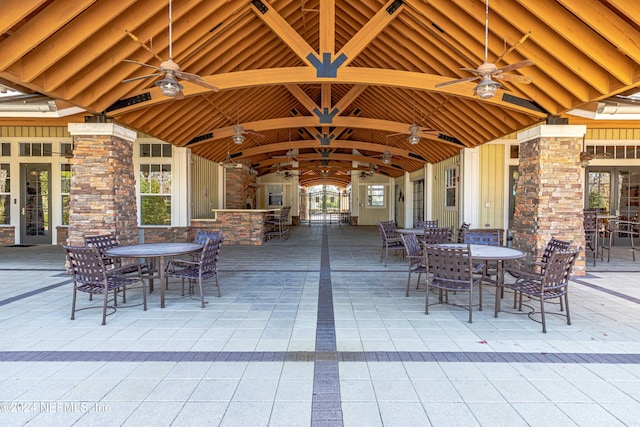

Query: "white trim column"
(461, 147), (480, 227)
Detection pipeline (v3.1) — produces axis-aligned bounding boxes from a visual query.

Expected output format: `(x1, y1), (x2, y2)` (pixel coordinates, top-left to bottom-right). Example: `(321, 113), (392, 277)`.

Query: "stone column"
(513, 124), (587, 275)
(66, 123), (138, 246)
(224, 159), (256, 209)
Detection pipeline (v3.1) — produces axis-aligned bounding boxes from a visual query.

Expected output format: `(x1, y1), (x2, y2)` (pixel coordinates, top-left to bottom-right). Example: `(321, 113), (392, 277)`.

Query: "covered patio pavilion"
(1, 225), (640, 426)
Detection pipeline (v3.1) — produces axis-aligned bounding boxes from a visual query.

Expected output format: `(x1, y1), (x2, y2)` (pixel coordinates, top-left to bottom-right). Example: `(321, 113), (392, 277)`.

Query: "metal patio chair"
(401, 233), (428, 297)
(377, 221), (404, 267)
(64, 245), (147, 325)
(497, 249), (580, 333)
(424, 243), (482, 323)
(165, 237), (222, 307)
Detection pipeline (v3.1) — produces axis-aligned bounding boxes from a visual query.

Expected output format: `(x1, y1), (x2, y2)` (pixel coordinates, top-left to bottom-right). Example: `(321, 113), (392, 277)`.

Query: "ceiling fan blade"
(122, 73), (163, 83)
(496, 74), (533, 84)
(460, 67), (483, 74)
(175, 71), (219, 91)
(435, 76), (479, 88)
(123, 59), (163, 71)
(494, 59), (534, 74)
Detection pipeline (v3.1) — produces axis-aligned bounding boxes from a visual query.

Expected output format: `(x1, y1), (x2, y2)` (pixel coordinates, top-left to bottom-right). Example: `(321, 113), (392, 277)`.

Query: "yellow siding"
(191, 156), (220, 218)
(479, 144), (505, 229)
(431, 155), (459, 231)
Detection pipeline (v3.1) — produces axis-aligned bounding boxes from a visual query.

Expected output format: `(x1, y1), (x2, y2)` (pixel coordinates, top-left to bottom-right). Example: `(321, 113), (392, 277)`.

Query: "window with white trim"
(140, 164), (172, 225)
(60, 164), (71, 225)
(445, 166), (458, 209)
(0, 164), (9, 224)
(367, 184), (385, 207)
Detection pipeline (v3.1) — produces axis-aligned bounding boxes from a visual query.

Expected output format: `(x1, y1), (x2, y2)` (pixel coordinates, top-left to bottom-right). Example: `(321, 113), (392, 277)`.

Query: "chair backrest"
(378, 221), (397, 241)
(64, 245), (107, 283)
(401, 233), (422, 259)
(464, 229), (502, 246)
(422, 227), (452, 244)
(83, 233), (119, 253)
(200, 238), (222, 275)
(457, 222), (470, 243)
(542, 249), (580, 288)
(416, 220), (438, 228)
(424, 244), (473, 281)
(194, 230), (224, 245)
(583, 209), (598, 233)
(540, 237), (573, 265)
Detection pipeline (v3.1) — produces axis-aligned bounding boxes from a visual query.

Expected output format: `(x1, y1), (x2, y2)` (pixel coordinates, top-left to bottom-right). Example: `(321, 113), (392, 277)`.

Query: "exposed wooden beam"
(0, 0), (50, 36)
(251, 0), (316, 65)
(337, 0), (405, 67)
(319, 0), (335, 54)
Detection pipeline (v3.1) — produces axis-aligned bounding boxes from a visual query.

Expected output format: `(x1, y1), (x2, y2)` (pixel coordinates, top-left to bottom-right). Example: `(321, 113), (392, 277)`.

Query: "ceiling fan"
(435, 0), (534, 99)
(122, 0), (218, 99)
(231, 96), (264, 144)
(580, 137), (612, 167)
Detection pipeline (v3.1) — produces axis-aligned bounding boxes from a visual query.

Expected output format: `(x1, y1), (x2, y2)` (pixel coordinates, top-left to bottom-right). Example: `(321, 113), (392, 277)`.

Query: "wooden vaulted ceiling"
(1, 0), (640, 187)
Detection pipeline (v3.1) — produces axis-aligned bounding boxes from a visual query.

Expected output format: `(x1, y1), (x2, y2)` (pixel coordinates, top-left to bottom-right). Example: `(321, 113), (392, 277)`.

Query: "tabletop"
(437, 243), (526, 260)
(106, 242), (203, 258)
(396, 228), (427, 235)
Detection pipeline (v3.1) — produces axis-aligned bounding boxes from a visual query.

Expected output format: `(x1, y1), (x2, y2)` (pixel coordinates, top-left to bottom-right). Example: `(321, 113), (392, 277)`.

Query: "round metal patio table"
(106, 243), (202, 308)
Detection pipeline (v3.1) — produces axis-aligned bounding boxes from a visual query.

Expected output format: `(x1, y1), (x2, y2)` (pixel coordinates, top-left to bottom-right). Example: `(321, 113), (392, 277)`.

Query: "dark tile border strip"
(312, 225), (342, 426)
(1, 350), (640, 364)
(572, 278), (640, 305)
(0, 279), (72, 307)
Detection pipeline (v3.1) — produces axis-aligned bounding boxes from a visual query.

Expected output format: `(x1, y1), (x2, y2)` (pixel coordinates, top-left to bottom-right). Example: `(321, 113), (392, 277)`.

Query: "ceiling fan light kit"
(232, 134), (245, 144)
(408, 134), (421, 145)
(475, 74), (501, 99)
(382, 151), (391, 164)
(155, 75), (183, 97)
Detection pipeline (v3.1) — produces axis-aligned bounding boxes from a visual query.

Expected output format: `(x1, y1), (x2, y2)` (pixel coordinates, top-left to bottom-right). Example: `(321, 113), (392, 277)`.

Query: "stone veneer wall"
(224, 160), (256, 209)
(66, 124), (138, 247)
(512, 125), (586, 275)
(192, 214), (266, 245)
(0, 226), (15, 244)
(140, 227), (191, 243)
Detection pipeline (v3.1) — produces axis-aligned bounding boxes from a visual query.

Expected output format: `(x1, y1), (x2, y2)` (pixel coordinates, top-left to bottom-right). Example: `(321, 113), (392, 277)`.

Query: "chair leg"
(101, 288), (108, 326)
(406, 272), (412, 297)
(425, 283), (430, 314)
(215, 274), (221, 297)
(71, 287), (77, 320)
(198, 278), (205, 308)
(478, 283), (482, 312)
(564, 293), (571, 326)
(468, 290), (473, 323)
(142, 278), (147, 311)
(540, 298), (546, 333)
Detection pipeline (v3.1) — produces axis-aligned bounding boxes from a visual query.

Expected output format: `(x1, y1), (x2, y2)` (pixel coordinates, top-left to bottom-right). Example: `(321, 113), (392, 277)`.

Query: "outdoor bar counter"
(192, 209), (279, 245)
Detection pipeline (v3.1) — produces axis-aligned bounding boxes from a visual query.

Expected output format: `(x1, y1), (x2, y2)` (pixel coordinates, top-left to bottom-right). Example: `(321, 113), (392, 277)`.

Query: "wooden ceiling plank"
(333, 85), (367, 113)
(61, 0), (211, 103)
(557, 0), (640, 64)
(337, 0), (405, 66)
(407, 1), (589, 103)
(446, 0), (611, 95)
(0, 0), (97, 72)
(251, 0), (316, 64)
(515, 0), (635, 84)
(21, 0), (138, 83)
(43, 1), (168, 92)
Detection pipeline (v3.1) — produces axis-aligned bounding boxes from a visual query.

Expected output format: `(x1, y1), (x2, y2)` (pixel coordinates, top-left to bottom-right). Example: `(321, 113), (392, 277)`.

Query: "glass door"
(21, 164), (51, 245)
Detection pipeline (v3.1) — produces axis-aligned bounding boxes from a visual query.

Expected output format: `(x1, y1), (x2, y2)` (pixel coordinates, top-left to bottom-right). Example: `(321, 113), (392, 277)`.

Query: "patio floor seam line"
(2, 351), (640, 363)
